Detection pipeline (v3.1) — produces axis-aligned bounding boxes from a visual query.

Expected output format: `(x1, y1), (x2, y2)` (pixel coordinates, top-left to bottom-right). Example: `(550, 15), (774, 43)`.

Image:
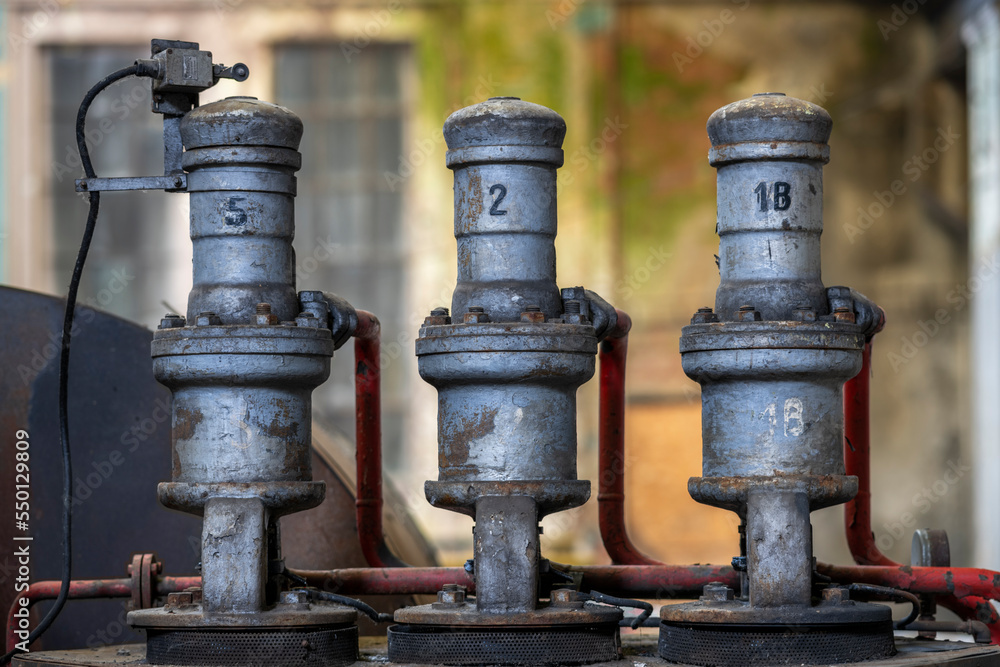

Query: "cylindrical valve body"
(710, 93), (832, 322)
(446, 97), (565, 322)
(181, 97), (303, 324)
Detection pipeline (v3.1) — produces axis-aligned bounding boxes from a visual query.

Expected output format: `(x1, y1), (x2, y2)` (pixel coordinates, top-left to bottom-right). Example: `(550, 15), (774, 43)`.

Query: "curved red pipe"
(5, 576), (199, 654)
(841, 332), (1000, 641)
(354, 310), (406, 568)
(598, 309), (662, 566)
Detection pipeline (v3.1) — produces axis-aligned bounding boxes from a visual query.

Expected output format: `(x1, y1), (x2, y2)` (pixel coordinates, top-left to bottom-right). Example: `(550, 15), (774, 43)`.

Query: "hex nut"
(700, 583), (735, 602)
(792, 304), (818, 322)
(424, 307), (452, 326)
(463, 306), (490, 324)
(255, 303), (279, 325)
(832, 306), (856, 323)
(195, 311), (221, 326)
(735, 305), (762, 322)
(159, 314), (186, 329)
(551, 588), (576, 603)
(295, 312), (322, 328)
(821, 586), (850, 603)
(521, 305), (546, 323)
(691, 307), (719, 324)
(435, 584), (467, 606)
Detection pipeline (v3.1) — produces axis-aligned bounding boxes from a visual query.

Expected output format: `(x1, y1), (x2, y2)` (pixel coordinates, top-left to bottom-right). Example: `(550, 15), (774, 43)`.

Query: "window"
(49, 46), (177, 327)
(275, 44), (409, 467)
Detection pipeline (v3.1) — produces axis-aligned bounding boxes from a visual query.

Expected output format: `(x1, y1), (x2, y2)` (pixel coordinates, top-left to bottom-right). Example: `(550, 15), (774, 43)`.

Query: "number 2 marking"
(489, 184), (508, 216)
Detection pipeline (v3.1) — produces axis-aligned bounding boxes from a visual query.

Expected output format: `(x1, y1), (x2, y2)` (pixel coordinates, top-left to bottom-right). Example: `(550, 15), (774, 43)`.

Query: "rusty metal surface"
(0, 287), (201, 650)
(128, 602), (356, 629)
(425, 481), (590, 518)
(394, 602), (622, 627)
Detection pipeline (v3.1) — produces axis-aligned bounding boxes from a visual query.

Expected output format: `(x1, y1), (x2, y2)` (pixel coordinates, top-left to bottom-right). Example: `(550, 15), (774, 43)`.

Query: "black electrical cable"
(0, 63), (142, 667)
(293, 589), (394, 624)
(844, 583), (921, 629)
(584, 591), (653, 630)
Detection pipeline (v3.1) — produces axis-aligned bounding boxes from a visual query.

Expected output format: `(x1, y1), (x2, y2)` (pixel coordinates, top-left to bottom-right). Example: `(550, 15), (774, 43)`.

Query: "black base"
(388, 623), (622, 665)
(144, 625), (358, 667)
(659, 620), (895, 667)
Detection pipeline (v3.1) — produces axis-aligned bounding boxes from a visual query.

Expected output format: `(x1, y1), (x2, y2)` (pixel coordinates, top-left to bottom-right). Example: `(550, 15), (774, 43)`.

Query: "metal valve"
(390, 97), (623, 666)
(660, 93), (894, 667)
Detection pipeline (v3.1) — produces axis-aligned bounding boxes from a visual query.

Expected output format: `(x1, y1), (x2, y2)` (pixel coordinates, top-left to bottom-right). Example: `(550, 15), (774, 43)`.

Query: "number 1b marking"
(763, 398), (805, 437)
(754, 181), (791, 212)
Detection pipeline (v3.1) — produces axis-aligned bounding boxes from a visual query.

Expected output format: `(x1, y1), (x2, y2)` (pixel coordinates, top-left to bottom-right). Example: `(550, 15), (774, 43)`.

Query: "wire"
(584, 591), (653, 630)
(294, 589), (394, 624)
(0, 63), (141, 666)
(844, 583), (921, 629)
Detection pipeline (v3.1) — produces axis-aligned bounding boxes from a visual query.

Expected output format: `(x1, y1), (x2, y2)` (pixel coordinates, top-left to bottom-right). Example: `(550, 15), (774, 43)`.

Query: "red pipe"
(5, 576), (198, 654)
(844, 340), (895, 567)
(817, 563), (1000, 643)
(841, 329), (1000, 642)
(288, 564), (738, 599)
(354, 310), (406, 568)
(598, 309), (662, 566)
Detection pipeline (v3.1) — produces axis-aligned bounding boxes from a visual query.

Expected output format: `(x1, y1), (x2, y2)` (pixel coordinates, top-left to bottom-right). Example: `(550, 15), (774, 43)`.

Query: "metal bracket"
(76, 175), (186, 193)
(77, 39), (249, 195)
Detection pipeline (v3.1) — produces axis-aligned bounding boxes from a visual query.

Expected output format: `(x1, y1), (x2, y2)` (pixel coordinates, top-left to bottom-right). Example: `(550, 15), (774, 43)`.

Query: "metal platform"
(12, 633), (1000, 667)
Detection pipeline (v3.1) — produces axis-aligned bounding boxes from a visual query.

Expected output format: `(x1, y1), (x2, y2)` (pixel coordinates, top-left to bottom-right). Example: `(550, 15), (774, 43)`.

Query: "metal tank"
(659, 93), (893, 667)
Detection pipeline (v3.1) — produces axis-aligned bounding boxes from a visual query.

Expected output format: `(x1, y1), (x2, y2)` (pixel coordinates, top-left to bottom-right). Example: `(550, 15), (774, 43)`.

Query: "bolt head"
(735, 306), (762, 322)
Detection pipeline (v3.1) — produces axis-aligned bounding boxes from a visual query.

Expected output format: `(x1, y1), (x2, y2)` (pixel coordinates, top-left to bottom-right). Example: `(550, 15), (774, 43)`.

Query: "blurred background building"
(1, 0), (997, 578)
